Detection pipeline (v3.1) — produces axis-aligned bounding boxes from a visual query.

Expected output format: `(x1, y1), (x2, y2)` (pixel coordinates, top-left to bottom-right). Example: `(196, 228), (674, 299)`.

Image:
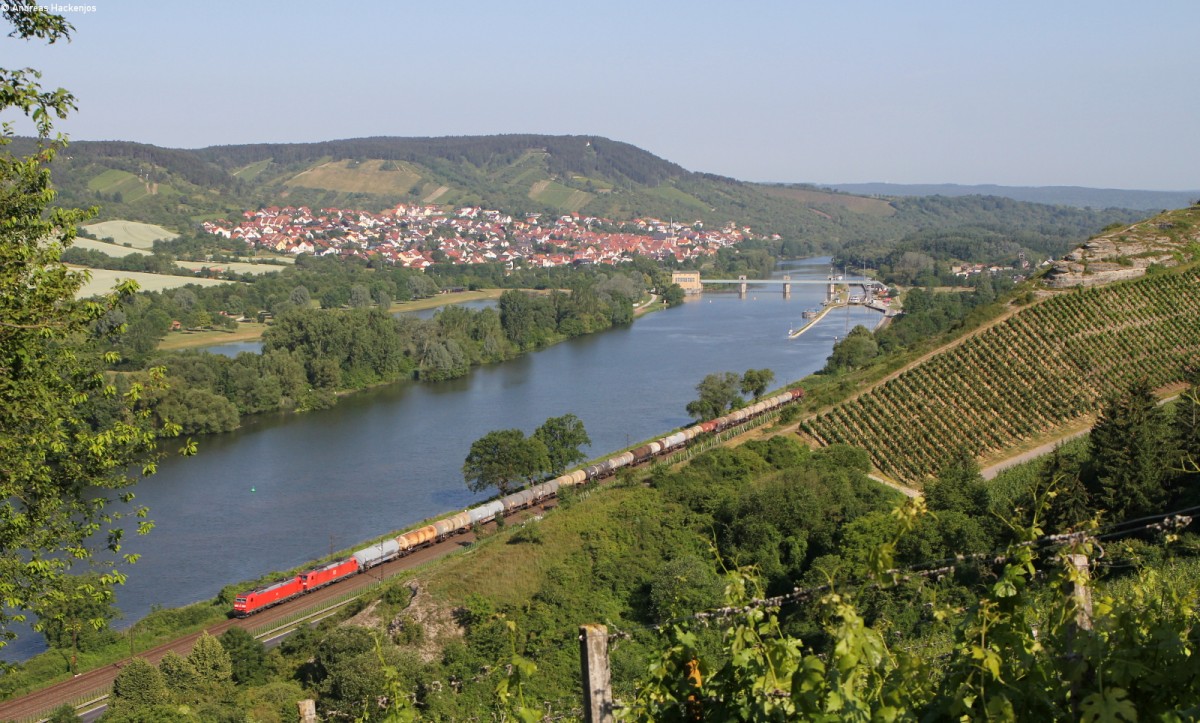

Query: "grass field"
(157, 322), (269, 351)
(285, 159), (422, 196)
(528, 179), (592, 211)
(85, 169), (151, 203)
(81, 220), (179, 249)
(646, 183), (710, 210)
(73, 267), (235, 297)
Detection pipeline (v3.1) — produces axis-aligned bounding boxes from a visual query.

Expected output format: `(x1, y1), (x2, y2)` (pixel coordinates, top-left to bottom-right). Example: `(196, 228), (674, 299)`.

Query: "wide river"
(8, 258), (879, 661)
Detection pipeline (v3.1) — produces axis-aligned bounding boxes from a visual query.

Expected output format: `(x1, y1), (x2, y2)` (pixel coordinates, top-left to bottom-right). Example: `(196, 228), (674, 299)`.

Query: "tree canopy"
(0, 5), (188, 658)
(462, 429), (549, 495)
(532, 413), (591, 476)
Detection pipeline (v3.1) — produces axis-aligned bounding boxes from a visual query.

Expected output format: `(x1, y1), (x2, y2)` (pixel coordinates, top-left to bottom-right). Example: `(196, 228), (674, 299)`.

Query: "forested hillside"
(29, 135), (1140, 258)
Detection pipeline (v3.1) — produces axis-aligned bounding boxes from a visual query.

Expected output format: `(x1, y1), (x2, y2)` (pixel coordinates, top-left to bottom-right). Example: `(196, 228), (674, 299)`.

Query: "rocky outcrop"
(1044, 208), (1200, 288)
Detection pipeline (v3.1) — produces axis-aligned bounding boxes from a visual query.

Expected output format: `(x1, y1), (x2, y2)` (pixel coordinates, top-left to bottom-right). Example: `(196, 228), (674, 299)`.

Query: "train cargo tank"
(353, 538), (400, 570)
(469, 500), (504, 526)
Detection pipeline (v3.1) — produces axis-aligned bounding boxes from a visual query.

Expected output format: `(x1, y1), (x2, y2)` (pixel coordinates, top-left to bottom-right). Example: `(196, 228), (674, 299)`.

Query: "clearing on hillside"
(423, 185), (451, 203)
(529, 179), (592, 212)
(754, 185), (897, 216)
(233, 159), (273, 181)
(82, 220), (179, 249)
(285, 159), (422, 196)
(647, 184), (710, 211)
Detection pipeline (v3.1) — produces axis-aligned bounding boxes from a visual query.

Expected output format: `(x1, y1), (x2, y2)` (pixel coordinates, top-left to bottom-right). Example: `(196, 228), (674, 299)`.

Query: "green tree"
(186, 631), (233, 686)
(157, 650), (199, 695)
(462, 429), (549, 495)
(288, 284), (311, 308)
(0, 4), (187, 657)
(686, 372), (743, 422)
(661, 283), (686, 308)
(824, 324), (878, 372)
(649, 554), (725, 622)
(35, 573), (119, 657)
(46, 704), (79, 723)
(219, 627), (268, 686)
(739, 368), (775, 400)
(1171, 376), (1200, 485)
(1086, 380), (1175, 520)
(348, 283), (371, 308)
(924, 449), (990, 518)
(533, 413), (591, 475)
(110, 657), (171, 710)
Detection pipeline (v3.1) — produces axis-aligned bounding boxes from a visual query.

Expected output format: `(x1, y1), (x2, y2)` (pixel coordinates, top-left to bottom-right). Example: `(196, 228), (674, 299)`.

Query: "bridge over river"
(672, 271), (884, 300)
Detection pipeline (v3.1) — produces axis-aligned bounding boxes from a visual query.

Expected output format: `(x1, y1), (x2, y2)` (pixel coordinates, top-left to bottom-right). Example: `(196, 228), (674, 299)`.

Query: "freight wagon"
(232, 387), (803, 616)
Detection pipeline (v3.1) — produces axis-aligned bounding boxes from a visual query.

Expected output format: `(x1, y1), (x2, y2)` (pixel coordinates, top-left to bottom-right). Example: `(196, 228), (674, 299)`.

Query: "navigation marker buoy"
(251, 487), (256, 493)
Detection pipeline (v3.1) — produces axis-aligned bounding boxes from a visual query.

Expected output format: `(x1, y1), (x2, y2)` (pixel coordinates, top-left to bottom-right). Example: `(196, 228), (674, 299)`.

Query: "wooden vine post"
(580, 624), (614, 723)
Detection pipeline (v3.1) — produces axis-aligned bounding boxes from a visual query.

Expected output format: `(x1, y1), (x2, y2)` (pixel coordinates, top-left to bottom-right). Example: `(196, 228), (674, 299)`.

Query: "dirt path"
(978, 387), (1185, 480)
(980, 427), (1091, 480)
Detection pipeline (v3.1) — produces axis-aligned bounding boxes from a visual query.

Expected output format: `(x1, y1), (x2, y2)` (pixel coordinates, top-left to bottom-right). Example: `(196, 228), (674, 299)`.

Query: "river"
(5, 258), (880, 662)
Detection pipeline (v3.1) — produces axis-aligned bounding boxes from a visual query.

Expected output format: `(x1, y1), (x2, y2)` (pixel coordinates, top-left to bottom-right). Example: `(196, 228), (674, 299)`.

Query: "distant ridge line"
(826, 182), (1198, 211)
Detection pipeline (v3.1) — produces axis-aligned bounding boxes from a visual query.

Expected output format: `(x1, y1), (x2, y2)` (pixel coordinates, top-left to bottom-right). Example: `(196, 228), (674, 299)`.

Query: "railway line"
(0, 506), (548, 722)
(0, 389), (805, 721)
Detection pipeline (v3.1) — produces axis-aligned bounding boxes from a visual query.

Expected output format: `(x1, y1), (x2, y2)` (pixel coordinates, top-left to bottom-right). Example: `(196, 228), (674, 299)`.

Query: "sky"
(5, 0), (1199, 190)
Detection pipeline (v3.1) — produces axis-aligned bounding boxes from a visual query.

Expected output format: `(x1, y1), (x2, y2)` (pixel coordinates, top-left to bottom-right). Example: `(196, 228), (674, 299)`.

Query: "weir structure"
(686, 274), (880, 300)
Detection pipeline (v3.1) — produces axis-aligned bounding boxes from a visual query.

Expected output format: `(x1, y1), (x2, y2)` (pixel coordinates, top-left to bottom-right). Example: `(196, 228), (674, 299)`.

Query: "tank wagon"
(233, 388), (803, 616)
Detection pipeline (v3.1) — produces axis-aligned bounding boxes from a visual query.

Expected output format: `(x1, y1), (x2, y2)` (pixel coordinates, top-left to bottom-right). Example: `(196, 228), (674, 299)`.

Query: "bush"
(507, 523), (543, 545)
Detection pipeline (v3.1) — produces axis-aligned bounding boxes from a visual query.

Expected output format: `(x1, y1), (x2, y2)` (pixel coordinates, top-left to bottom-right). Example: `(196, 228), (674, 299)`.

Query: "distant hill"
(828, 183), (1199, 211)
(16, 135), (1143, 256)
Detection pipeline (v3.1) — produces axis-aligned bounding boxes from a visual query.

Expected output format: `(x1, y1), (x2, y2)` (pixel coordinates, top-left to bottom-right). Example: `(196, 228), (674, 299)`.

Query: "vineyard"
(802, 267), (1200, 481)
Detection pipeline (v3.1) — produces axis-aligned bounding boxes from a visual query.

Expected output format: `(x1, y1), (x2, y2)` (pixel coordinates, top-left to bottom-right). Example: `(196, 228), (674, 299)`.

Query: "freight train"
(232, 388), (804, 616)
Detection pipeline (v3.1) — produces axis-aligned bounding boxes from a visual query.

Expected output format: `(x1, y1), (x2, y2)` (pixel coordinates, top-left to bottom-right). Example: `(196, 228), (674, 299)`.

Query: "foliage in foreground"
(623, 503), (1199, 721)
(0, 5), (190, 660)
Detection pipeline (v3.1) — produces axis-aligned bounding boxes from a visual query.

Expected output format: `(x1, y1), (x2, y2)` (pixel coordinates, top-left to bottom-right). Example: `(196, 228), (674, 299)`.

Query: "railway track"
(0, 508), (545, 722)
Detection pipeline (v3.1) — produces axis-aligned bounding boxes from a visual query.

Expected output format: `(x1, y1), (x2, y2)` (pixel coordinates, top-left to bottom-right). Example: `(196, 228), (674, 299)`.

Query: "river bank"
(1, 257), (864, 666)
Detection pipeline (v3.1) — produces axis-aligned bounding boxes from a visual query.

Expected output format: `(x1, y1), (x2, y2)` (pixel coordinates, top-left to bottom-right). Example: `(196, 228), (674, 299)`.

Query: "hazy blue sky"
(8, 1), (1198, 189)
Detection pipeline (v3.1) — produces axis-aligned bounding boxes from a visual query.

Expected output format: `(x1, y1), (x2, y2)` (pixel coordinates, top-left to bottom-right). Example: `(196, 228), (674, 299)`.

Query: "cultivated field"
(82, 220), (179, 249)
(285, 159), (422, 196)
(802, 268), (1200, 481)
(72, 267), (235, 297)
(71, 237), (145, 257)
(174, 260), (286, 276)
(423, 185), (451, 203)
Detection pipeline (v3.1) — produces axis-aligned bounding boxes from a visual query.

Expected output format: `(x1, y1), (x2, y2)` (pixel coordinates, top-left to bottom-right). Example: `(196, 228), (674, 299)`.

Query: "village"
(202, 204), (763, 270)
